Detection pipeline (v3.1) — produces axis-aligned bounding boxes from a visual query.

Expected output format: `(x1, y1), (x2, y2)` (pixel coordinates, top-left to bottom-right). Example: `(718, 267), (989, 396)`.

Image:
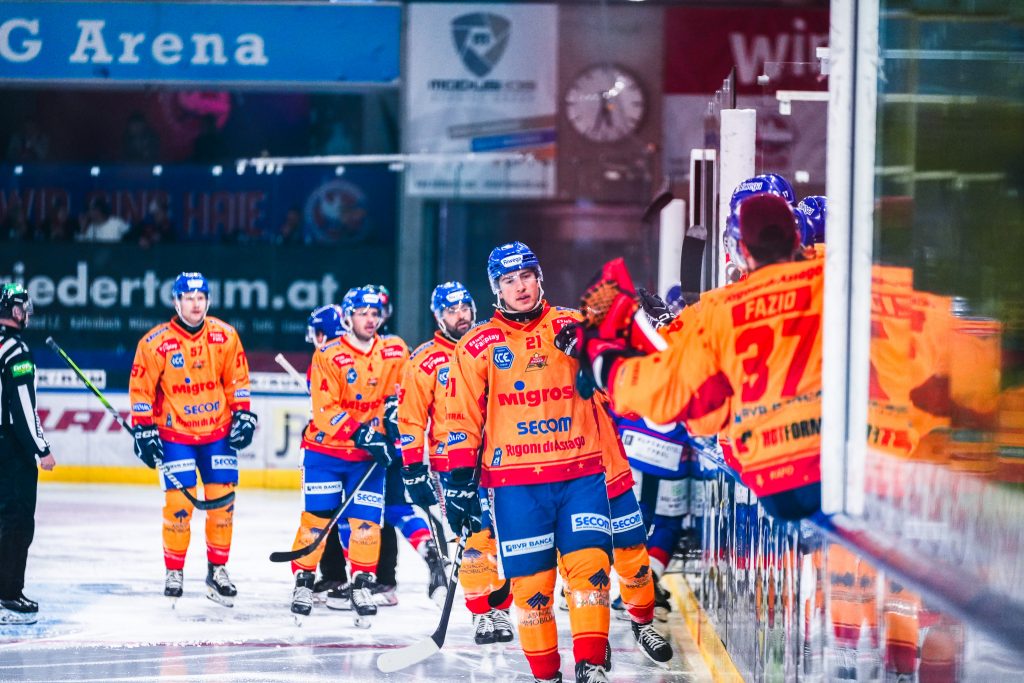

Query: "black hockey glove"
(402, 462), (438, 510)
(132, 424), (163, 469)
(353, 422), (396, 468)
(383, 394), (401, 444)
(576, 326), (638, 398)
(443, 467), (482, 535)
(228, 409), (258, 450)
(637, 287), (673, 329)
(554, 322), (581, 359)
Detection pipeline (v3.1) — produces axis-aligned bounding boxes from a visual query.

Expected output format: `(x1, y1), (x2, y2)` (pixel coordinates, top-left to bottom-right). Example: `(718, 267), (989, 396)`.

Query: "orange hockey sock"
(204, 483), (234, 565)
(162, 489), (194, 570)
(289, 510), (332, 574)
(461, 529), (501, 615)
(562, 547), (611, 666)
(512, 569), (560, 680)
(614, 544), (655, 623)
(347, 517), (381, 575)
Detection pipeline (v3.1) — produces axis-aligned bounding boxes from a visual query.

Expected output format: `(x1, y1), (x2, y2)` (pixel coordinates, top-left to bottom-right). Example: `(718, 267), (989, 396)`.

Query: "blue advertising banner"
(0, 2), (400, 86)
(0, 163), (396, 244)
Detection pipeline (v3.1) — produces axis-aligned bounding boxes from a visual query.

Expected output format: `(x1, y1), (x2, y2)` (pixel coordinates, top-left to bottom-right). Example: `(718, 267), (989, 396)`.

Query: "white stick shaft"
(274, 353), (307, 391)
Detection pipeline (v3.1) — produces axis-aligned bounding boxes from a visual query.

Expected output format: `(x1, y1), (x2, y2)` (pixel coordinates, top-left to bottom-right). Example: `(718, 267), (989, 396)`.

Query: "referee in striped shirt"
(0, 282), (55, 625)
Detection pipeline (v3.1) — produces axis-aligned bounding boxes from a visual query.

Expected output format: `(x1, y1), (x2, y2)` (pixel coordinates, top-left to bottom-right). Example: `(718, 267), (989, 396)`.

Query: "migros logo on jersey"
(171, 380), (217, 395)
(497, 384), (574, 407)
(340, 397), (383, 413)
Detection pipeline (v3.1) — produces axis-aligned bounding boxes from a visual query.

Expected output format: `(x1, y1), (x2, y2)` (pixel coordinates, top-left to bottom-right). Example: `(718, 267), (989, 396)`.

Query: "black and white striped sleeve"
(1, 339), (51, 458)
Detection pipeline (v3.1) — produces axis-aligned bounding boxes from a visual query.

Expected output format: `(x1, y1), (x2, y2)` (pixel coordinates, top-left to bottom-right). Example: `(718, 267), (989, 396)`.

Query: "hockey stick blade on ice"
(376, 531), (468, 673)
(268, 462), (379, 562)
(45, 337), (234, 511)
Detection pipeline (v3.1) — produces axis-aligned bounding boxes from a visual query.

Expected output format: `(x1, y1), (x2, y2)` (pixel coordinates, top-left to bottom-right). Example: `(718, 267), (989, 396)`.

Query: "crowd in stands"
(0, 195), (310, 247)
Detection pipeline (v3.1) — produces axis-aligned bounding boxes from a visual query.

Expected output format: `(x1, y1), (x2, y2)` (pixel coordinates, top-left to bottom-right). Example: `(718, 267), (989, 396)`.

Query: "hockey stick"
(274, 353), (307, 389)
(268, 462), (379, 562)
(376, 529), (469, 673)
(45, 337), (234, 511)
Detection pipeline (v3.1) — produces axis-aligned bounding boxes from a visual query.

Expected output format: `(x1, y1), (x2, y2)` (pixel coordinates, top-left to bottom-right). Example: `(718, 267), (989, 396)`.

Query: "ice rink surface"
(0, 484), (700, 682)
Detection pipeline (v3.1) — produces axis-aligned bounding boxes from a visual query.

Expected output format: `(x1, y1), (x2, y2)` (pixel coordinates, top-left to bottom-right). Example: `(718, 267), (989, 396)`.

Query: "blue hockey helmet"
(306, 304), (344, 344)
(341, 285), (385, 331)
(795, 195), (827, 246)
(725, 175), (795, 273)
(486, 241), (543, 294)
(363, 284), (393, 322)
(431, 281), (477, 321)
(172, 272), (209, 299)
(664, 282), (684, 315)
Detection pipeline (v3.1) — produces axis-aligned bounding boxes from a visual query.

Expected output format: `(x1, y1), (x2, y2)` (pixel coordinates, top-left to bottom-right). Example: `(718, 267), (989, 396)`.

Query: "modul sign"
(0, 2), (400, 85)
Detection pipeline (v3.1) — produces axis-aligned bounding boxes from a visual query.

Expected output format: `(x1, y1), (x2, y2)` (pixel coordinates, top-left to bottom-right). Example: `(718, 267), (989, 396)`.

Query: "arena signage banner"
(0, 163), (396, 244)
(405, 3), (558, 198)
(0, 242), (394, 354)
(0, 1), (400, 86)
(661, 7), (829, 181)
(36, 388), (308, 478)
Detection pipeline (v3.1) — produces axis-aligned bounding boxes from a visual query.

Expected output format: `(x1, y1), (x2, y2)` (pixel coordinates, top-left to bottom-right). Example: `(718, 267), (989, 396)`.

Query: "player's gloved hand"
(132, 424), (163, 469)
(554, 322), (581, 359)
(443, 467), (482, 535)
(353, 422), (396, 468)
(637, 287), (673, 329)
(576, 326), (637, 397)
(228, 409), (258, 450)
(383, 394), (401, 443)
(402, 462), (438, 510)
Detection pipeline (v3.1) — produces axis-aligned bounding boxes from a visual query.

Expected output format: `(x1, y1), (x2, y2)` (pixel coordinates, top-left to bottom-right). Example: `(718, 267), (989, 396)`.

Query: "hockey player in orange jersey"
(129, 272), (257, 606)
(576, 193), (824, 521)
(397, 281), (516, 645)
(286, 287), (408, 627)
(444, 242), (615, 683)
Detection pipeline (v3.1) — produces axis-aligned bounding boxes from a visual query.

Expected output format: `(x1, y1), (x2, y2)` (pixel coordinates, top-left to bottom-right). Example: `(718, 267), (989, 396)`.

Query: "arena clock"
(564, 64), (646, 143)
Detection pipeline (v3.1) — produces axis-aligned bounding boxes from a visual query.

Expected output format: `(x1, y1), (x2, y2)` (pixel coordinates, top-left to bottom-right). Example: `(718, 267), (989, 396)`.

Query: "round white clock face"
(564, 65), (646, 143)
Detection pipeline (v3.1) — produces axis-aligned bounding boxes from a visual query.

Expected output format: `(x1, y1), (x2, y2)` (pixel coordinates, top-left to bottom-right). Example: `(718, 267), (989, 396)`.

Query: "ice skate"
(164, 569), (183, 607)
(533, 674), (563, 682)
(311, 577), (344, 604)
(0, 594), (38, 625)
(574, 660), (610, 683)
(350, 572), (377, 628)
(325, 582), (351, 611)
(490, 607), (514, 643)
(610, 595), (630, 621)
(421, 539), (449, 608)
(370, 583), (398, 607)
(205, 562), (236, 608)
(472, 610), (496, 645)
(631, 620), (673, 666)
(290, 571), (315, 624)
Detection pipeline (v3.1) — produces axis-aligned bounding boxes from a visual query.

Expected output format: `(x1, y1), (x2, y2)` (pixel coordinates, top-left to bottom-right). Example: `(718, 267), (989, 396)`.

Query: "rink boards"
(35, 371), (309, 489)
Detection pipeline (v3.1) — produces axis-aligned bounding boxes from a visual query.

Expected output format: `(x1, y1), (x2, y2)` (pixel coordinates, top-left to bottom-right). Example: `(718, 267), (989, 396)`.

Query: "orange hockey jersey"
(445, 303), (615, 488)
(398, 331), (457, 471)
(129, 317), (251, 444)
(301, 334), (409, 461)
(608, 259), (824, 497)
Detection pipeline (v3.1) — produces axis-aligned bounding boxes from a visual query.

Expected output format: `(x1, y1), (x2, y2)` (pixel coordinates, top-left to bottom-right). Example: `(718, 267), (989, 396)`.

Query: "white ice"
(0, 483), (701, 682)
